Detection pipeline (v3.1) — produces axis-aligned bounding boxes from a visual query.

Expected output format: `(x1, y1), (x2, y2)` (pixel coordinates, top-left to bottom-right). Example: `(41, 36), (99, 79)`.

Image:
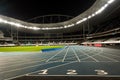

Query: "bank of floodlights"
(76, 0), (115, 25)
(0, 0), (115, 30)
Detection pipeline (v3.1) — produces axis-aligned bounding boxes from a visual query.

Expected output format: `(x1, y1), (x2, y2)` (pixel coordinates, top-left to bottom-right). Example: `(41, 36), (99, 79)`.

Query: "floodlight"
(108, 0), (115, 4)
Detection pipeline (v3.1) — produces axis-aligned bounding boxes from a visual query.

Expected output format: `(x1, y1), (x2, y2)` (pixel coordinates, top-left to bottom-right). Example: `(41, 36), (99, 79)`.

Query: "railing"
(88, 27), (120, 38)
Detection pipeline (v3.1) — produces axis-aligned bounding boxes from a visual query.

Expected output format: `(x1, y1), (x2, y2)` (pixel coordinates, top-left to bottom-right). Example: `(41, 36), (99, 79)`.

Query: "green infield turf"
(0, 45), (64, 52)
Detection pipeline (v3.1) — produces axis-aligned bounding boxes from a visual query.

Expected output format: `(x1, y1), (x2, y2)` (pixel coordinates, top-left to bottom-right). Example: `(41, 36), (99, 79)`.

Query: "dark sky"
(0, 0), (96, 22)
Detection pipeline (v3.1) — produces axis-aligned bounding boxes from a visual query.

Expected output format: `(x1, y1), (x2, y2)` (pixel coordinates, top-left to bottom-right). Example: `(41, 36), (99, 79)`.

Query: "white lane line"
(71, 47), (80, 62)
(4, 74), (26, 80)
(102, 52), (120, 58)
(43, 61), (77, 63)
(50, 54), (76, 62)
(61, 46), (102, 62)
(0, 54), (54, 67)
(26, 75), (120, 77)
(46, 48), (65, 62)
(0, 56), (32, 62)
(62, 47), (69, 62)
(45, 61), (120, 63)
(0, 58), (45, 67)
(81, 52), (102, 61)
(82, 47), (98, 55)
(76, 47), (100, 62)
(4, 61), (77, 80)
(0, 48), (64, 68)
(76, 47), (94, 57)
(0, 59), (45, 69)
(0, 61), (57, 74)
(0, 55), (44, 65)
(97, 54), (119, 62)
(78, 46), (103, 62)
(26, 61), (76, 75)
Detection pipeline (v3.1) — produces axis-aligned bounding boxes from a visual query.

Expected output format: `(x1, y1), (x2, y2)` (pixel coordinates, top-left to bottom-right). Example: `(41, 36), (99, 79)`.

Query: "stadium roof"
(0, 0), (96, 21)
(0, 0), (120, 33)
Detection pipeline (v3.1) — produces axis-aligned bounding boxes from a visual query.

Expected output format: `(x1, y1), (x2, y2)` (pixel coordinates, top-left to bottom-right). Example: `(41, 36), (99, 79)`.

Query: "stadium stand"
(0, 30), (4, 38)
(0, 30), (14, 46)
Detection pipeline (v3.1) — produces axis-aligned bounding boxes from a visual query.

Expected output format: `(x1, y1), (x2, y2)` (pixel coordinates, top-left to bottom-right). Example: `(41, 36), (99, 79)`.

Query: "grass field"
(0, 45), (64, 52)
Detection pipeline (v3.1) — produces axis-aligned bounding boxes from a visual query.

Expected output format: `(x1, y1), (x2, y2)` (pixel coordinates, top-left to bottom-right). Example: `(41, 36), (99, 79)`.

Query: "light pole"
(17, 27), (19, 43)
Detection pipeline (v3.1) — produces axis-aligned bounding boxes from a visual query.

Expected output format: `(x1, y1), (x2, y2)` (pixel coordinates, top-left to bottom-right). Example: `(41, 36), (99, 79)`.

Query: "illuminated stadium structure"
(0, 0), (117, 33)
(0, 0), (119, 46)
(0, 0), (120, 45)
(0, 0), (120, 80)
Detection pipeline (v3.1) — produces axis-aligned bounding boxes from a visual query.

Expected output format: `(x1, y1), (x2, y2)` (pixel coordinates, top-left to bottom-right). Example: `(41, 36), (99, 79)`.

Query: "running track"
(0, 45), (120, 80)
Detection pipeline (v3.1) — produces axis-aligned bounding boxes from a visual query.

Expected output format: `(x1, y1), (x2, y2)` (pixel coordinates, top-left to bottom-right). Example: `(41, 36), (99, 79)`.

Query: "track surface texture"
(0, 45), (120, 80)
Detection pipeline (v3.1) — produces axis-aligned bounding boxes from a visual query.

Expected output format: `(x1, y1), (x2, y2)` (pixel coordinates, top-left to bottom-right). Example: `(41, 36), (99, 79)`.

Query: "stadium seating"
(0, 30), (4, 38)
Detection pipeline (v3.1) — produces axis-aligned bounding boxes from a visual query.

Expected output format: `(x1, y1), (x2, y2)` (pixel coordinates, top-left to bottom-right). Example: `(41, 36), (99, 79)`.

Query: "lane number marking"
(67, 69), (78, 75)
(95, 70), (108, 75)
(38, 69), (48, 75)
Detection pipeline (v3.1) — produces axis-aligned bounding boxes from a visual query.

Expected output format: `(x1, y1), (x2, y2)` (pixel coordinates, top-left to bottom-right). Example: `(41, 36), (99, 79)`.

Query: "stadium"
(0, 0), (120, 80)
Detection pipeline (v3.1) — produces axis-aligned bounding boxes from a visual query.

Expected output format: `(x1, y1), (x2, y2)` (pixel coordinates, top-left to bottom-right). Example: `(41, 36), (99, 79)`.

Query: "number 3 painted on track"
(95, 70), (108, 75)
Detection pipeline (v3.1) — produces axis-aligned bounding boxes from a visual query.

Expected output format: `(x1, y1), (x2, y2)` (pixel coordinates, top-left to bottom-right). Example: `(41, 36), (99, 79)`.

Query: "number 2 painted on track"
(37, 69), (108, 75)
(38, 69), (48, 74)
(67, 69), (78, 75)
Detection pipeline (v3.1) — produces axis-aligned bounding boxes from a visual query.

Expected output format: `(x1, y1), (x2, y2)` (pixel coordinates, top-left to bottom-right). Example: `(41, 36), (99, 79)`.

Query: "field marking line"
(71, 47), (80, 62)
(62, 47), (69, 62)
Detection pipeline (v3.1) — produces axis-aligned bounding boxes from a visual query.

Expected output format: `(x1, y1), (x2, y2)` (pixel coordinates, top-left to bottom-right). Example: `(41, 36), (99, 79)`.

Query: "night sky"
(0, 0), (96, 22)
